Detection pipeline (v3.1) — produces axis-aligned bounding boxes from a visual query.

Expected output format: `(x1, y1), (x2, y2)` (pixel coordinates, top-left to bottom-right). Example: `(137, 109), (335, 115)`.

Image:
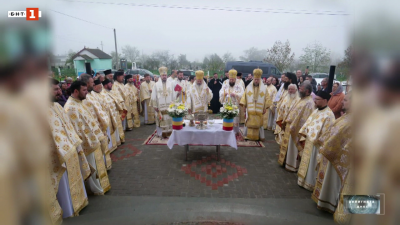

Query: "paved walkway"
(65, 119), (334, 224)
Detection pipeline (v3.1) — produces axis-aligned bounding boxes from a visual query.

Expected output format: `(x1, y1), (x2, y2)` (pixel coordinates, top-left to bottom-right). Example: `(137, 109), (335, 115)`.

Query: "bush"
(51, 67), (77, 81)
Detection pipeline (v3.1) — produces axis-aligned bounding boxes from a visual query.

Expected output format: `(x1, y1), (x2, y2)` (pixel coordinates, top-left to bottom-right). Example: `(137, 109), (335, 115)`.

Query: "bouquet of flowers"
(220, 102), (239, 119)
(167, 102), (188, 118)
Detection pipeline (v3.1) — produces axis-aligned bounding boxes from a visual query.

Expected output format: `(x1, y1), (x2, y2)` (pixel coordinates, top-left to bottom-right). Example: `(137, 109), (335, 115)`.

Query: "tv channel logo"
(343, 194), (385, 215)
(8, 8), (42, 20)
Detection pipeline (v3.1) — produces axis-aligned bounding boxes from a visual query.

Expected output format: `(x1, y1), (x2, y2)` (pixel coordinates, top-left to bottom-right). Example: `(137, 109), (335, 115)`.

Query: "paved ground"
(65, 118), (334, 224)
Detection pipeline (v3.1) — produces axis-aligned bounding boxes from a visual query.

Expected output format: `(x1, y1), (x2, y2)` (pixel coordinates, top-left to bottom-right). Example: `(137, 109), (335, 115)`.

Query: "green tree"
(122, 45), (140, 63)
(334, 46), (352, 81)
(239, 47), (268, 61)
(299, 42), (331, 73)
(178, 54), (190, 69)
(222, 52), (235, 63)
(110, 51), (122, 69)
(266, 40), (295, 72)
(189, 61), (202, 70)
(65, 49), (77, 67)
(146, 53), (161, 70)
(203, 54), (224, 72)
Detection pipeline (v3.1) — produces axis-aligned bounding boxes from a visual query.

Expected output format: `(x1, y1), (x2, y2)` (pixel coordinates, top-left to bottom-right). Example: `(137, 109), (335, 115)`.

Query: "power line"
(50, 9), (113, 29)
(55, 0), (350, 16)
(54, 35), (98, 45)
(50, 9), (119, 68)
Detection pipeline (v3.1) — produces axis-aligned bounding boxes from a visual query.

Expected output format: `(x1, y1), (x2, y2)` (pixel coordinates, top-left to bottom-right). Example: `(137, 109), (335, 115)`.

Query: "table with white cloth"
(167, 119), (237, 161)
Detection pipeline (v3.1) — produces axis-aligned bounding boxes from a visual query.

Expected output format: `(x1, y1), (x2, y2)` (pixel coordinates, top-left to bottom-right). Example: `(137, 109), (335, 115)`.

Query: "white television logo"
(8, 10), (42, 18)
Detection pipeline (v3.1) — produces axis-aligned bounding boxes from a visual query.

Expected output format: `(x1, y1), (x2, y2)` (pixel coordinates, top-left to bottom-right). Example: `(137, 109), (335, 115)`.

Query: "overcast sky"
(48, 0), (351, 62)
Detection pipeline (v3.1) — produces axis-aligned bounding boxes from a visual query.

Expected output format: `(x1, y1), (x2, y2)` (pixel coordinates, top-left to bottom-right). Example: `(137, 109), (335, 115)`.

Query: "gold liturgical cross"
(247, 91), (253, 96)
(260, 92), (265, 97)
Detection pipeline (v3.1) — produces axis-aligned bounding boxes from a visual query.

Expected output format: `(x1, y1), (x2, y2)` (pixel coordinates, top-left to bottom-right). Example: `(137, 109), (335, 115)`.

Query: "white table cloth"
(167, 123), (237, 150)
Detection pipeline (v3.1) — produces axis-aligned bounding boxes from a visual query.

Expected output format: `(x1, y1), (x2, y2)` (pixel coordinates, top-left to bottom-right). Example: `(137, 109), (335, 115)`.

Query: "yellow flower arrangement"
(167, 101), (188, 118)
(220, 102), (240, 119)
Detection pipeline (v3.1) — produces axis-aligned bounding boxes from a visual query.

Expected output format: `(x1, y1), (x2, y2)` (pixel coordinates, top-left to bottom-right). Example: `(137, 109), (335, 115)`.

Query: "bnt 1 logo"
(8, 8), (42, 20)
(343, 194), (385, 215)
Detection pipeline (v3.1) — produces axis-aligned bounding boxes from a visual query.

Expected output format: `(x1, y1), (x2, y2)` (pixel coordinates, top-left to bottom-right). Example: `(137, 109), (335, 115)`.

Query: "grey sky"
(50, 0), (351, 62)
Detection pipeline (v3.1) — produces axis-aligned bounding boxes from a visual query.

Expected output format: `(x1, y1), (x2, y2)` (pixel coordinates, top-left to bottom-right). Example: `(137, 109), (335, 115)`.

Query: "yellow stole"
(244, 81), (267, 129)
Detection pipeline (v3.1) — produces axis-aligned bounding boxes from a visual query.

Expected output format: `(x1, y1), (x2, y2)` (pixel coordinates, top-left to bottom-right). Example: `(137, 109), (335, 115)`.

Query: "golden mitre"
(158, 66), (168, 75)
(253, 68), (263, 79)
(195, 70), (204, 80)
(229, 69), (237, 79)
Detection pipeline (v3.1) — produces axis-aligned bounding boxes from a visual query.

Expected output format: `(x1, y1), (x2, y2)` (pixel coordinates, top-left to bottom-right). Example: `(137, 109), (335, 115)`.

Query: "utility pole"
(114, 28), (119, 69)
(100, 41), (103, 51)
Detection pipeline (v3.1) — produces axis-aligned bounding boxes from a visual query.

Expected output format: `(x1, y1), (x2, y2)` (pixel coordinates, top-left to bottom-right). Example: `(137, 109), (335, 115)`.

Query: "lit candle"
(224, 89), (226, 101)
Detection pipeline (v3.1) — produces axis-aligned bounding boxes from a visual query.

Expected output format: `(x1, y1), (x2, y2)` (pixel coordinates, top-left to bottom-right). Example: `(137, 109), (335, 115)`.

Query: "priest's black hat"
(104, 69), (112, 75)
(113, 71), (124, 80)
(102, 79), (111, 86)
(316, 90), (331, 100)
(94, 79), (102, 85)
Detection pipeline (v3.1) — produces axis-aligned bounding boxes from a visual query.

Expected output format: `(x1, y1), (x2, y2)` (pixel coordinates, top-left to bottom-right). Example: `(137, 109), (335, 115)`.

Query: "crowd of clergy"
(47, 65), (350, 224)
(48, 69), (143, 224)
(268, 72), (351, 224)
(210, 69), (352, 224)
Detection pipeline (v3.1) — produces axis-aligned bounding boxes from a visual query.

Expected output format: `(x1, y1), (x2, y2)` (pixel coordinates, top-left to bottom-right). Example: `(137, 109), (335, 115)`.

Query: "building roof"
(72, 47), (112, 60)
(80, 54), (93, 60)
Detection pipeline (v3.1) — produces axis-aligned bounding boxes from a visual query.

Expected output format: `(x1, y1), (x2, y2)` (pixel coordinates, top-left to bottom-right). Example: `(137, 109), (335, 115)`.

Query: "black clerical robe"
(208, 78), (222, 114)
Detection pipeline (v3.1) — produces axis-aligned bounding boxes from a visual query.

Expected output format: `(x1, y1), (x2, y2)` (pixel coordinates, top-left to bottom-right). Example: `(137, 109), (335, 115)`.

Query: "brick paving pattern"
(107, 121), (311, 199)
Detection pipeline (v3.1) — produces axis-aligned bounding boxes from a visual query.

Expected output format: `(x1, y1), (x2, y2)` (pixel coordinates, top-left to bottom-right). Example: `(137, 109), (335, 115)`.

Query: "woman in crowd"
(272, 76), (280, 90)
(328, 82), (345, 119)
(298, 76), (305, 86)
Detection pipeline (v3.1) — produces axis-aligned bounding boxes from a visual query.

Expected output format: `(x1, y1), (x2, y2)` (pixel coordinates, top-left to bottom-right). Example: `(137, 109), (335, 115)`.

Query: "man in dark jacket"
(221, 71), (229, 83)
(208, 73), (222, 114)
(306, 75), (317, 93)
(245, 74), (253, 87)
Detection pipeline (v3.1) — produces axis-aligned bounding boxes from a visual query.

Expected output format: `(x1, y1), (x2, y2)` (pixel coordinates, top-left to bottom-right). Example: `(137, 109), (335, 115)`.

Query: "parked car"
(310, 73), (337, 85)
(224, 61), (281, 79)
(96, 69), (118, 75)
(126, 68), (155, 78)
(310, 73), (328, 85)
(178, 70), (195, 79)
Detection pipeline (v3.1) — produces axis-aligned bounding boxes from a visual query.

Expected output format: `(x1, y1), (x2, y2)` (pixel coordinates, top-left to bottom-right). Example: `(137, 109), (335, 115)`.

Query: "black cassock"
(208, 78), (222, 114)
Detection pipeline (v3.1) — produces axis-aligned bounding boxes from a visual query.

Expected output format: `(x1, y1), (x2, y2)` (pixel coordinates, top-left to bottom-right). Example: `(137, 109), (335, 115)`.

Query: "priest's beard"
(52, 96), (59, 102)
(178, 77), (183, 81)
(284, 82), (290, 90)
(78, 93), (86, 101)
(288, 93), (298, 99)
(253, 83), (259, 87)
(229, 82), (235, 87)
(146, 80), (150, 83)
(299, 91), (306, 98)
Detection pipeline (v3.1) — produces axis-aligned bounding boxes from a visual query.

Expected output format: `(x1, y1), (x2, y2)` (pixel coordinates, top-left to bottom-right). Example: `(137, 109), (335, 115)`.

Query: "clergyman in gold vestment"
(240, 68), (271, 141)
